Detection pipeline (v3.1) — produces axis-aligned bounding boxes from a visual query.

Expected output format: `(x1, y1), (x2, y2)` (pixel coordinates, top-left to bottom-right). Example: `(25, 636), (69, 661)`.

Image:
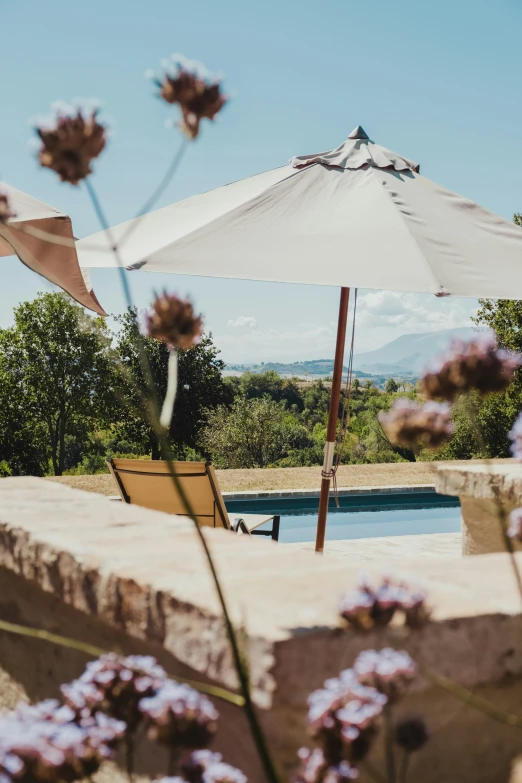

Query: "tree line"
(1, 292), (520, 476)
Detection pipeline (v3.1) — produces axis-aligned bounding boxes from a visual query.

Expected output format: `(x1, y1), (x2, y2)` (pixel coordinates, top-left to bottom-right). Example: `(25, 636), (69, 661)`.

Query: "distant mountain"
(225, 327), (485, 380)
(353, 327), (483, 375)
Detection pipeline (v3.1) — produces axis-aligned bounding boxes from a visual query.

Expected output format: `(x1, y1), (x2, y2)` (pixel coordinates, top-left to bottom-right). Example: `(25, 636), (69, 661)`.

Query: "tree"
(302, 380), (331, 425)
(385, 378), (399, 394)
(239, 370), (303, 410)
(0, 293), (115, 475)
(116, 310), (232, 458)
(469, 217), (522, 457)
(202, 396), (295, 468)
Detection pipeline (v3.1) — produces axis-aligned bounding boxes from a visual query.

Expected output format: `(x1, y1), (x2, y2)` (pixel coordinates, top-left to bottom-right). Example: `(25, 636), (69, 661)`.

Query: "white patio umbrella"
(77, 125), (522, 550)
(0, 182), (105, 315)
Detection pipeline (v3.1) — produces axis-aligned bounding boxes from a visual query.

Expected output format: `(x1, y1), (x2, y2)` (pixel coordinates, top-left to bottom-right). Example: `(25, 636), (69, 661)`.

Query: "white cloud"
(216, 324), (335, 364)
(356, 290), (478, 334)
(228, 315), (258, 329)
(216, 291), (480, 364)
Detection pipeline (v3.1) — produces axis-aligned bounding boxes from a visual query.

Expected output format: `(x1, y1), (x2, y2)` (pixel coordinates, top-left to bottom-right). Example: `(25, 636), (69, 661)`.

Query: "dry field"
(46, 459), (512, 496)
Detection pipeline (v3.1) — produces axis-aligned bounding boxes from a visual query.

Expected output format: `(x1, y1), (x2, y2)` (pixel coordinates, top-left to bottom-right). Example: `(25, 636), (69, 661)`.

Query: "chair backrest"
(107, 458), (231, 529)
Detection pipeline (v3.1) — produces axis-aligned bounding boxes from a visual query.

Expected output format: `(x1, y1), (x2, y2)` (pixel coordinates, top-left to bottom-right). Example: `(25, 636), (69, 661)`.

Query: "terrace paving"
(288, 531), (461, 559)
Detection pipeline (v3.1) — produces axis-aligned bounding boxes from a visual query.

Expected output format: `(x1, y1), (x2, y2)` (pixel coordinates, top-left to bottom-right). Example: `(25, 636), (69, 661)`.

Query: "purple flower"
(62, 653), (167, 730)
(143, 293), (203, 350)
(507, 507), (522, 541)
(36, 106), (106, 185)
(340, 576), (430, 631)
(296, 748), (358, 783)
(307, 669), (386, 765)
(139, 681), (219, 749)
(379, 398), (454, 450)
(0, 700), (124, 783)
(421, 332), (521, 401)
(154, 54), (228, 140)
(354, 649), (416, 703)
(509, 414), (522, 460)
(180, 750), (246, 783)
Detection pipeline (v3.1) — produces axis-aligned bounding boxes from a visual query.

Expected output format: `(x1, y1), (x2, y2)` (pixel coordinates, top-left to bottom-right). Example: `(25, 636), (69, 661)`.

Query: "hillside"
(352, 327), (481, 374)
(226, 327), (483, 379)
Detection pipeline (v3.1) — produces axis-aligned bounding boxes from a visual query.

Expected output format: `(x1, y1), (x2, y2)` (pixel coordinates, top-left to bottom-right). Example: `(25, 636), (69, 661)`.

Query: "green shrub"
(0, 460), (12, 477)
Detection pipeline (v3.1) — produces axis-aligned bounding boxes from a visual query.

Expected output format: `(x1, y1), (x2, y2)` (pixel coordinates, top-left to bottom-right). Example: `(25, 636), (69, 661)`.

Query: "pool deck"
(288, 531), (461, 560)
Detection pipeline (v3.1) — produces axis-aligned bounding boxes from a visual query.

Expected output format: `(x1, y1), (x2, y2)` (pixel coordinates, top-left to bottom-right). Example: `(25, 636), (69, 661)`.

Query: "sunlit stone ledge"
(1, 476), (522, 782)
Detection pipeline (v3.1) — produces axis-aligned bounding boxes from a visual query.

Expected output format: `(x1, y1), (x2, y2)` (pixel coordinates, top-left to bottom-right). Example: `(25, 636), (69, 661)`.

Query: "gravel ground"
(46, 459), (512, 495)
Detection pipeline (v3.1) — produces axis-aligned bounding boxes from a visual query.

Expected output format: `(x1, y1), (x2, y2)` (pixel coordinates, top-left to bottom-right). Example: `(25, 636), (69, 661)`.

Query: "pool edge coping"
(221, 484), (437, 500)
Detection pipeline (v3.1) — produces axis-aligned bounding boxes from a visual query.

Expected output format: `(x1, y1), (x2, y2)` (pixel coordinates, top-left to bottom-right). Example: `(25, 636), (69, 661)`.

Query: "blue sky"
(1, 0), (521, 362)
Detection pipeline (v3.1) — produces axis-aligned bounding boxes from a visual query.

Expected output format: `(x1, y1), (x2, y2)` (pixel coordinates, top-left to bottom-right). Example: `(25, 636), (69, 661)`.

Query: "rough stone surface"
(436, 463), (522, 555)
(2, 476), (522, 782)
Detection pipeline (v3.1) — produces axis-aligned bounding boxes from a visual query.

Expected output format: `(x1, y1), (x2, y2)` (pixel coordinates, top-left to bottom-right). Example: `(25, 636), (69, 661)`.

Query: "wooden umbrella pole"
(315, 287), (350, 553)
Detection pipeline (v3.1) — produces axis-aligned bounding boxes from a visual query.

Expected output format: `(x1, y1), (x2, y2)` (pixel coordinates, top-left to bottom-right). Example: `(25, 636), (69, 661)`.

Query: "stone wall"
(2, 476), (522, 782)
(436, 463), (522, 555)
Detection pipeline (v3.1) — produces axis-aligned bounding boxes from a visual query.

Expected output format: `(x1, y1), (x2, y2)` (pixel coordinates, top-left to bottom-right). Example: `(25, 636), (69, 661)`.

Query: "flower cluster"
(306, 667), (387, 767)
(296, 749), (358, 783)
(154, 55), (227, 139)
(379, 398), (454, 450)
(0, 191), (15, 224)
(142, 293), (203, 350)
(36, 107), (107, 185)
(62, 653), (167, 730)
(420, 333), (522, 401)
(340, 575), (430, 631)
(139, 681), (219, 749)
(353, 649), (417, 704)
(0, 698), (124, 783)
(507, 507), (522, 541)
(509, 414), (522, 460)
(181, 750), (247, 783)
(299, 646), (418, 783)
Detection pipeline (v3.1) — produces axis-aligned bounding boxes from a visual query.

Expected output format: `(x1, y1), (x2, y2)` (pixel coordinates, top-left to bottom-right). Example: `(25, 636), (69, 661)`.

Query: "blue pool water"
(225, 491), (461, 544)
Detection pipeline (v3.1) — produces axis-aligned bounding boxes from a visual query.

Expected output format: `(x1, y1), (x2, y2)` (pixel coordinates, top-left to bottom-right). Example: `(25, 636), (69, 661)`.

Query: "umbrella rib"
(368, 167), (446, 295)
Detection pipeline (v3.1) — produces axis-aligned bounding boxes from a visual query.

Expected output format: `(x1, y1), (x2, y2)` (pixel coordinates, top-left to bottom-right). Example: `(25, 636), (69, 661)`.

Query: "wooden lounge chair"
(107, 458), (280, 541)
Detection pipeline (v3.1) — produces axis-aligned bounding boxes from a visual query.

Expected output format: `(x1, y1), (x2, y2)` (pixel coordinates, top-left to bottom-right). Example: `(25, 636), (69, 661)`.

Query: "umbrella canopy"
(78, 125), (522, 300)
(0, 182), (105, 315)
(76, 125), (522, 553)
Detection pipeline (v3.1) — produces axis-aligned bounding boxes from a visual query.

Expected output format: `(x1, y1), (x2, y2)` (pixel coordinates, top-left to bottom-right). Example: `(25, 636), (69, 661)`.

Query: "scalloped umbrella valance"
(0, 182), (106, 316)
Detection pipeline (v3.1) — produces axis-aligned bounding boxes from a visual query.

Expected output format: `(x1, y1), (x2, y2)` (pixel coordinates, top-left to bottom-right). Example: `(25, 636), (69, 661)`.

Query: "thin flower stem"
(84, 178), (134, 310)
(361, 759), (387, 783)
(84, 178), (280, 783)
(119, 137), (189, 248)
(124, 730), (135, 783)
(384, 706), (396, 783)
(420, 664), (522, 727)
(0, 617), (244, 705)
(168, 747), (181, 776)
(0, 618), (105, 657)
(155, 435), (280, 783)
(160, 348), (178, 428)
(398, 751), (410, 783)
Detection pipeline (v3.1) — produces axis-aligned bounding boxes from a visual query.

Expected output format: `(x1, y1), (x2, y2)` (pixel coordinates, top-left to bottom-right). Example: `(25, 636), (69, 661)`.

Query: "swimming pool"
(225, 490), (461, 544)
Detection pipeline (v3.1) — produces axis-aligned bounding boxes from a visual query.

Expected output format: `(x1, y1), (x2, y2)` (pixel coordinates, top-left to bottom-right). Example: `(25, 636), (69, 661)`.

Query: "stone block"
(2, 477), (522, 782)
(436, 463), (522, 555)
